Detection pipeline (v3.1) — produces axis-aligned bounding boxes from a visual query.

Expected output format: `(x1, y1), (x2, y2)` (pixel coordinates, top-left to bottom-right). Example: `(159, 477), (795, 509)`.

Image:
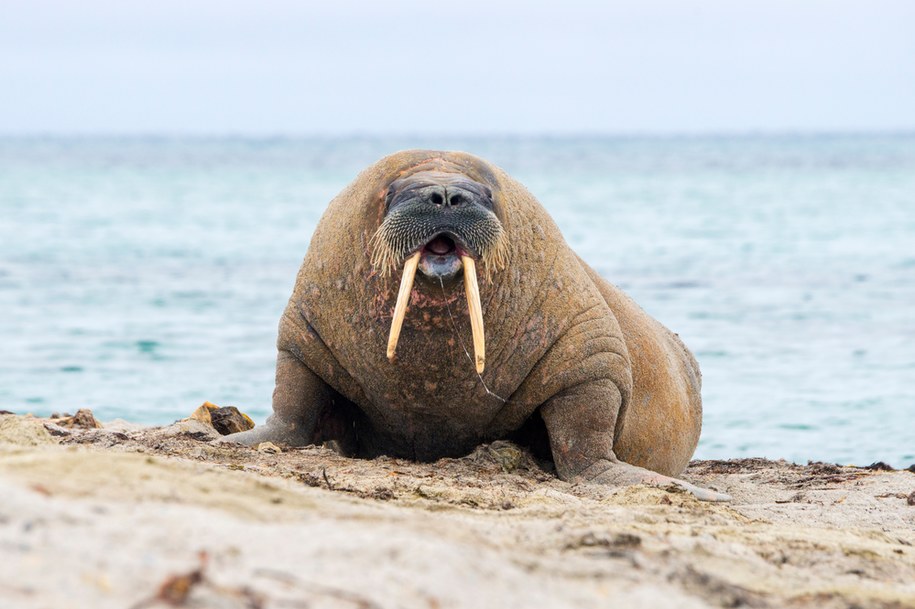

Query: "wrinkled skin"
(225, 150), (729, 502)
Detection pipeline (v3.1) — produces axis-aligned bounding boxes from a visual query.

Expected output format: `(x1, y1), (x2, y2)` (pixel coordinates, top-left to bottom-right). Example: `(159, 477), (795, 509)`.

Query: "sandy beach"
(1, 411), (914, 609)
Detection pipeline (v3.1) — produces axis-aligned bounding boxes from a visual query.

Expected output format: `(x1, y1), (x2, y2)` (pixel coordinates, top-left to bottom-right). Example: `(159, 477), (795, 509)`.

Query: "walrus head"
(370, 169), (508, 374)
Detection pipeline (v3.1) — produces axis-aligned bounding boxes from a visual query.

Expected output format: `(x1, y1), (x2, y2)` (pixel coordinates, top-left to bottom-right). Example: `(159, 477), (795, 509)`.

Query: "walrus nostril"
(449, 193), (464, 206)
(430, 192), (444, 205)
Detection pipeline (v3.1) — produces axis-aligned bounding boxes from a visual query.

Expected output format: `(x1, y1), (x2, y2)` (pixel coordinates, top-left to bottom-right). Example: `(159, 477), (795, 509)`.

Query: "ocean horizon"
(2, 133), (913, 466)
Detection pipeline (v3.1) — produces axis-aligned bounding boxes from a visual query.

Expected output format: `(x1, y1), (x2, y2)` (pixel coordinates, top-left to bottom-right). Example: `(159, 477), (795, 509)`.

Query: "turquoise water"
(2, 135), (913, 466)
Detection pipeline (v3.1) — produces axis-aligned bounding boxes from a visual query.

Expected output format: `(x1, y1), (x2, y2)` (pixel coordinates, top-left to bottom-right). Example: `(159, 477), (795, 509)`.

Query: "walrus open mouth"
(418, 234), (466, 280)
(386, 234), (486, 374)
(425, 234), (457, 255)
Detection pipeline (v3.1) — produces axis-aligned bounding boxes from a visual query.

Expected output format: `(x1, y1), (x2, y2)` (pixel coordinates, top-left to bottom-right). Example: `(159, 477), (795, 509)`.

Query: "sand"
(1, 412), (914, 609)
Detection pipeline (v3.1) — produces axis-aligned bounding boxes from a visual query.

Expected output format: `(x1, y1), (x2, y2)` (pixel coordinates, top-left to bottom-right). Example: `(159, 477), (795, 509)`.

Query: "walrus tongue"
(426, 236), (454, 255)
(385, 251), (486, 374)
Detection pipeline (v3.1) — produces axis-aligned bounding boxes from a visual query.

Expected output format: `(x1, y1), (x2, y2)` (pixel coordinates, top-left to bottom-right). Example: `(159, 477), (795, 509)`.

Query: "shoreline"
(2, 412), (914, 608)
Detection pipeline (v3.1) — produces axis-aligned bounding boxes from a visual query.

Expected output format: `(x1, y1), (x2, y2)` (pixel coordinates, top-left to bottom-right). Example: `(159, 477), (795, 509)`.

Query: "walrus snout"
(369, 170), (507, 280)
(398, 183), (478, 210)
(385, 172), (493, 212)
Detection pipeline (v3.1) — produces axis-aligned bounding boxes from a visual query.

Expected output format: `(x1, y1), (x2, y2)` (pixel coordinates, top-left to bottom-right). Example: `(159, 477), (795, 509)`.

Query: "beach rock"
(257, 442), (282, 454)
(186, 402), (255, 436)
(210, 407), (255, 436)
(53, 408), (102, 429)
(0, 415), (58, 446)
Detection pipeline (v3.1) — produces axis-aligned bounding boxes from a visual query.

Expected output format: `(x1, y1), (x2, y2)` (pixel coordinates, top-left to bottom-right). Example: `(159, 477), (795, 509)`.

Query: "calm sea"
(2, 135), (913, 466)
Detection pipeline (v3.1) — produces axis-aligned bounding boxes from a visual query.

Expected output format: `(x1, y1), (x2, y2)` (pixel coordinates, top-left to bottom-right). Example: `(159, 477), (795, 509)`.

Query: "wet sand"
(1, 412), (914, 608)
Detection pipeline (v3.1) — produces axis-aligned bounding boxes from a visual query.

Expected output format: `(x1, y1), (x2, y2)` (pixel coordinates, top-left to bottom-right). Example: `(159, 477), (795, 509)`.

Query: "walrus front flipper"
(219, 413), (310, 447)
(540, 382), (731, 502)
(220, 350), (330, 447)
(577, 458), (732, 502)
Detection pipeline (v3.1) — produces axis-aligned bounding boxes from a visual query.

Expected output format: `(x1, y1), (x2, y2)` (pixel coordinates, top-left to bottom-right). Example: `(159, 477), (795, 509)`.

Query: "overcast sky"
(2, 0), (913, 135)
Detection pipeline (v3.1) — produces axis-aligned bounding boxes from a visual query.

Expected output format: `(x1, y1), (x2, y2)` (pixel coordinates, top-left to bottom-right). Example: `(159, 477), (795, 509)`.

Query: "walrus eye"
(468, 184), (494, 209)
(384, 187), (398, 209)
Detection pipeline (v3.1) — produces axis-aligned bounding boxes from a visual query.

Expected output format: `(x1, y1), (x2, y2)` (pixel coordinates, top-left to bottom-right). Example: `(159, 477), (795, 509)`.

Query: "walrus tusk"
(461, 256), (486, 374)
(387, 251), (421, 362)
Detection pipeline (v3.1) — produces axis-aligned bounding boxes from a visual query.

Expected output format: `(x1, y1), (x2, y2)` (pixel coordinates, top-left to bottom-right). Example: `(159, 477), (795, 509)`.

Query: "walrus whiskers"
(461, 256), (486, 374)
(386, 251), (420, 361)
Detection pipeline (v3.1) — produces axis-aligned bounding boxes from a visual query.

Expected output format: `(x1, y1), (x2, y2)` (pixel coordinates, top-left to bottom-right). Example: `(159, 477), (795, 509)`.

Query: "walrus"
(225, 150), (729, 501)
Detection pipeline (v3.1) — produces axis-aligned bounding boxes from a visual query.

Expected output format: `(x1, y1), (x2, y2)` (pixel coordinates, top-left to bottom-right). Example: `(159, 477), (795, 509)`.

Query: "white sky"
(2, 0), (913, 134)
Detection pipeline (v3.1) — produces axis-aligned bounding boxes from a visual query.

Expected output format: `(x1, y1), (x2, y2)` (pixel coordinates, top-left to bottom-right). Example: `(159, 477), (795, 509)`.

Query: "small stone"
(907, 491), (915, 506)
(54, 408), (102, 429)
(210, 407), (255, 435)
(185, 402), (255, 435)
(257, 442), (282, 454)
(42, 423), (72, 437)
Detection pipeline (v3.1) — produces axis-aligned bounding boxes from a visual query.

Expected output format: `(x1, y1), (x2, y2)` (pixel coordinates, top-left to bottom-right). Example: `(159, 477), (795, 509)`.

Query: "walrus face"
(371, 170), (507, 374)
(370, 171), (505, 281)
